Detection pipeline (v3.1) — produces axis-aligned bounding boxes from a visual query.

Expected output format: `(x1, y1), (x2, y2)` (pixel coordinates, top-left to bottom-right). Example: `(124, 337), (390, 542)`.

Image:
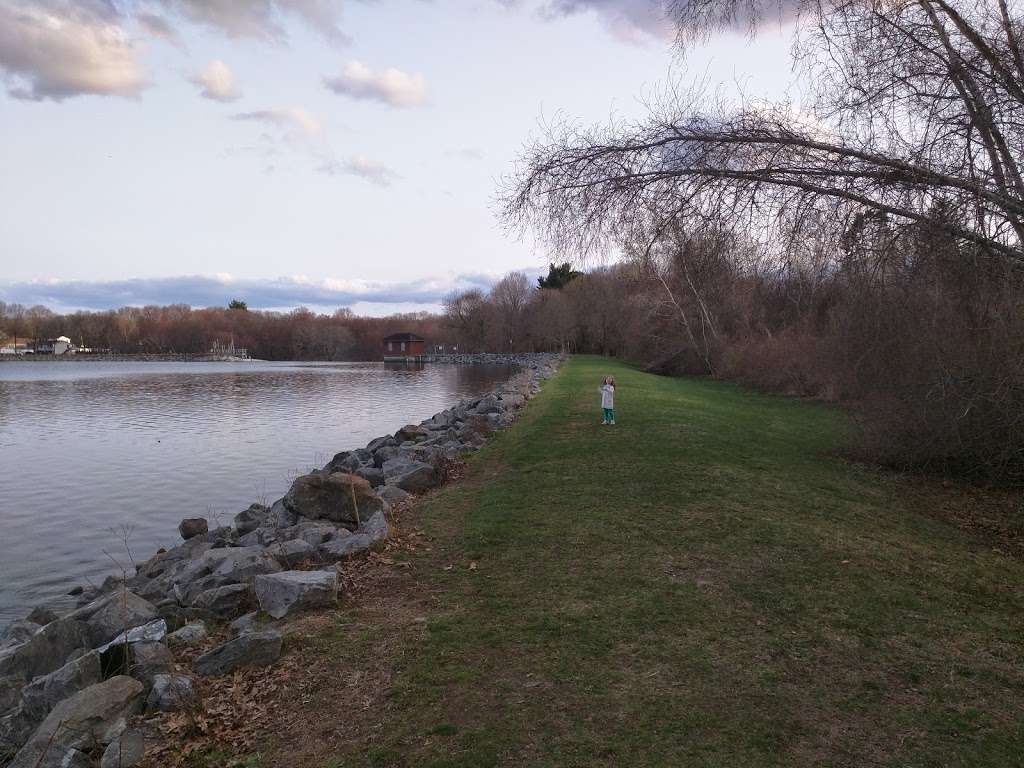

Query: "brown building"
(382, 332), (426, 358)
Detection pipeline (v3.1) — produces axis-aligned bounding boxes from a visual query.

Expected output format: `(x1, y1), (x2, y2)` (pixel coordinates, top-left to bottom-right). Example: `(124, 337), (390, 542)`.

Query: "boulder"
(272, 539), (316, 567)
(372, 445), (400, 468)
(178, 517), (209, 540)
(319, 533), (373, 563)
(254, 571), (337, 619)
(8, 676), (145, 768)
(0, 621), (40, 649)
(100, 728), (145, 768)
(166, 622), (207, 648)
(193, 631), (282, 677)
(146, 674), (196, 712)
(228, 612), (259, 636)
(382, 458), (438, 494)
(20, 650), (102, 722)
(211, 548), (282, 582)
(365, 434), (396, 453)
(87, 592), (159, 647)
(354, 465), (385, 488)
(283, 472), (383, 527)
(239, 526), (280, 548)
(326, 451), (362, 473)
(287, 521), (342, 547)
(128, 641), (173, 686)
(233, 504), (269, 536)
(378, 484), (411, 504)
(395, 424), (429, 442)
(190, 584), (251, 620)
(267, 498), (299, 529)
(95, 619), (167, 654)
(0, 617), (90, 683)
(361, 510), (389, 543)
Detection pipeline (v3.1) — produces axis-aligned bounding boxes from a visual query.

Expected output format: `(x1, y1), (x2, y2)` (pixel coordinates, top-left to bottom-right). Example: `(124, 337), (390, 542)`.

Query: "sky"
(0, 0), (797, 315)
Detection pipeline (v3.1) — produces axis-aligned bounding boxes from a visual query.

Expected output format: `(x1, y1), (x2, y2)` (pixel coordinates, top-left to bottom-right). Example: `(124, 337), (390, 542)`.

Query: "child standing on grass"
(599, 376), (616, 425)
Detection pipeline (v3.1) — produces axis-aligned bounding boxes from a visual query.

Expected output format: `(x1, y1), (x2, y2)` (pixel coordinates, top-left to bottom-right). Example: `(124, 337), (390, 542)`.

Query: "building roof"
(383, 332), (425, 342)
(55, 336), (72, 343)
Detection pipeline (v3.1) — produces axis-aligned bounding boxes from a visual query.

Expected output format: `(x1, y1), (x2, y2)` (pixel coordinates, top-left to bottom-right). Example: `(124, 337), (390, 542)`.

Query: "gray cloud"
(232, 107), (322, 137)
(156, 0), (348, 42)
(318, 156), (401, 186)
(0, 0), (147, 101)
(539, 0), (674, 43)
(323, 61), (428, 108)
(0, 273), (532, 314)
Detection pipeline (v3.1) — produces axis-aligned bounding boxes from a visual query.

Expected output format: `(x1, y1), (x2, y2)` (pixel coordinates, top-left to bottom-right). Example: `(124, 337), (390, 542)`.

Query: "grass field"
(240, 355), (1024, 768)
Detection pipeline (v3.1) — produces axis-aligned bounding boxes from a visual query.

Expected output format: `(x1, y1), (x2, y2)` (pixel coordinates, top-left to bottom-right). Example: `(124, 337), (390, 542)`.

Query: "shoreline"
(0, 352), (562, 764)
(0, 352), (558, 365)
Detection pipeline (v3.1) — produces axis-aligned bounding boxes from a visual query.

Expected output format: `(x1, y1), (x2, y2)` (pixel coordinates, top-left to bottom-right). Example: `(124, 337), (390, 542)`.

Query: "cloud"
(232, 107), (322, 138)
(323, 61), (427, 108)
(319, 155), (400, 186)
(137, 11), (183, 47)
(0, 272), (537, 314)
(538, 0), (675, 43)
(188, 59), (241, 102)
(0, 0), (147, 101)
(156, 0), (347, 42)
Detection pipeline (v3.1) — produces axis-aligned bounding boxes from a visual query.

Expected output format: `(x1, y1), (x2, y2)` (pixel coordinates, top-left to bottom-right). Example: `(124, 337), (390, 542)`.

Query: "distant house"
(383, 332), (425, 359)
(35, 336), (74, 355)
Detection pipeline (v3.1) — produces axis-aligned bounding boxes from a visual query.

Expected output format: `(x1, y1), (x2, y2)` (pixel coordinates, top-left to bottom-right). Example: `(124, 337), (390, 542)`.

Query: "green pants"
(603, 408), (615, 421)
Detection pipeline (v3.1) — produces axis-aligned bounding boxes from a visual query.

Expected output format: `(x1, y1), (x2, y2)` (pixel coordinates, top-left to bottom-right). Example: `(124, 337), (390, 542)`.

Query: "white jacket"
(599, 384), (615, 409)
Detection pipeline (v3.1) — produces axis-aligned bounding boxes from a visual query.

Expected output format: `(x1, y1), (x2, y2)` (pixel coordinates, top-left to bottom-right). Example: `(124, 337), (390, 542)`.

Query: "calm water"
(0, 360), (514, 628)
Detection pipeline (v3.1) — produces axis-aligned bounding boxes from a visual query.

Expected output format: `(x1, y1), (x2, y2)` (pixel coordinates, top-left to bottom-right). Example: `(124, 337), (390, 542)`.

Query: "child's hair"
(604, 376), (616, 386)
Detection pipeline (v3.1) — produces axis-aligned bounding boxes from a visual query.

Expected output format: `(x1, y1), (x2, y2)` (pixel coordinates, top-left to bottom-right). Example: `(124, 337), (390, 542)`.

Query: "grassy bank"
(205, 355), (1024, 767)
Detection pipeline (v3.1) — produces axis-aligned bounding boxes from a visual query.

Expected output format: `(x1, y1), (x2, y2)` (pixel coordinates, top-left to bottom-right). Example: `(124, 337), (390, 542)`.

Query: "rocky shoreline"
(0, 353), (561, 767)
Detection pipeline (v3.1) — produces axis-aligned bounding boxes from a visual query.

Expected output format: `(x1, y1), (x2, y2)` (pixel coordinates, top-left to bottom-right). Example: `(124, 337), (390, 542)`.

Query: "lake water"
(0, 360), (515, 629)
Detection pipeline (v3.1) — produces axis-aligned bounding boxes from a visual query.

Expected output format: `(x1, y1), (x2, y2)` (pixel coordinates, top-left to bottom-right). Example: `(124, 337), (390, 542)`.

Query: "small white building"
(53, 336), (73, 355)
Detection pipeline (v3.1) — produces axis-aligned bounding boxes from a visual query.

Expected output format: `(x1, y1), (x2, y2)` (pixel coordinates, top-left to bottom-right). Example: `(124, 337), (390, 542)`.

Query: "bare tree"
(504, 0), (1024, 266)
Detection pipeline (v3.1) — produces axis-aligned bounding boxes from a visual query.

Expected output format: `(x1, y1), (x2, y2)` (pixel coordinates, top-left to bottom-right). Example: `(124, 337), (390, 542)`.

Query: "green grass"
(321, 355), (1024, 767)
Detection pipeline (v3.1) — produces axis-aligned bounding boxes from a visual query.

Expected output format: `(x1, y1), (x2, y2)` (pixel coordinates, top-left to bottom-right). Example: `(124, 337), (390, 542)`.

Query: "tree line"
(0, 302), (453, 361)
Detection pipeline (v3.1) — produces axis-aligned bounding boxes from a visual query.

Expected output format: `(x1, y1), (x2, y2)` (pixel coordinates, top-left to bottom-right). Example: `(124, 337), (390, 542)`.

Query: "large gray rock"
(146, 674), (196, 712)
(166, 622), (207, 648)
(319, 533), (373, 563)
(395, 424), (429, 442)
(271, 539), (316, 567)
(0, 621), (40, 649)
(326, 451), (362, 473)
(95, 619), (167, 653)
(87, 592), (159, 647)
(193, 631), (282, 677)
(20, 650), (102, 722)
(378, 484), (411, 504)
(8, 676), (145, 768)
(128, 641), (173, 686)
(239, 526), (280, 548)
(178, 517), (209, 540)
(283, 472), (383, 527)
(254, 571), (337, 619)
(233, 503), (269, 535)
(286, 521), (342, 548)
(354, 465), (385, 488)
(0, 617), (90, 683)
(228, 612), (260, 636)
(100, 728), (145, 768)
(190, 584), (251, 619)
(365, 434), (397, 453)
(361, 510), (389, 542)
(382, 458), (438, 493)
(210, 547), (282, 581)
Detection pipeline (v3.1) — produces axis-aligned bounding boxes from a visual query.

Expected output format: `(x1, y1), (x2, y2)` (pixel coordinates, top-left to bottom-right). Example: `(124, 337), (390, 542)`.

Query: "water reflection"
(0, 361), (515, 628)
